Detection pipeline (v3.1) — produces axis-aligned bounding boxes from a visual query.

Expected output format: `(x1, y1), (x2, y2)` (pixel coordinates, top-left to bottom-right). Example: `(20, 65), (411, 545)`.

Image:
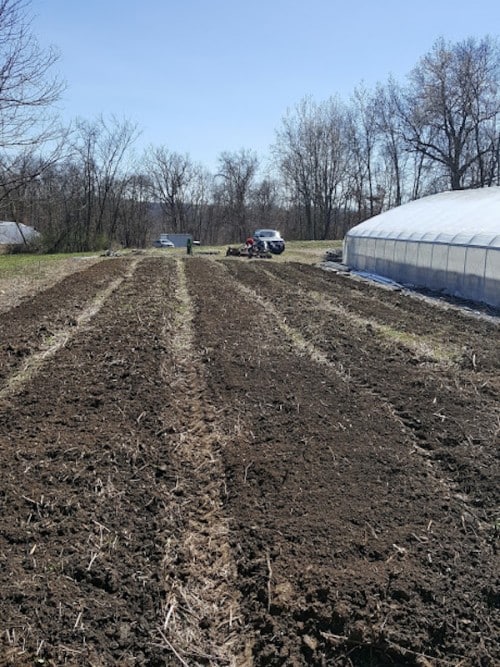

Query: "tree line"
(1, 0), (500, 251)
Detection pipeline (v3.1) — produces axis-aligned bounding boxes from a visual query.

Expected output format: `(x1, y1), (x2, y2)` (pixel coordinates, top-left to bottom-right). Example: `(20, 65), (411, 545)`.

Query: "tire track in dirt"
(0, 257), (221, 665)
(0, 256), (498, 665)
(155, 257), (251, 666)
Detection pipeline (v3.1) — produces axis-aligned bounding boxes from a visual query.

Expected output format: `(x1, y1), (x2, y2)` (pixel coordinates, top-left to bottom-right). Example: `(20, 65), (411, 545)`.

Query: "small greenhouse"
(0, 221), (40, 248)
(343, 188), (500, 309)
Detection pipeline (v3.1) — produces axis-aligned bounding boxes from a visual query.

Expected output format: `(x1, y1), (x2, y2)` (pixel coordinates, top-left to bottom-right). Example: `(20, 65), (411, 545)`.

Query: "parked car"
(153, 238), (175, 248)
(253, 229), (285, 254)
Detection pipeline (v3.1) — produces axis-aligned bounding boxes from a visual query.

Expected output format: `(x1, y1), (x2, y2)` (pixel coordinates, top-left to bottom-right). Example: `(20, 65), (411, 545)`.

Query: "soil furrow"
(0, 254), (497, 667)
(234, 260), (500, 373)
(0, 257), (102, 315)
(0, 258), (184, 665)
(0, 260), (140, 400)
(221, 260), (500, 516)
(0, 257), (132, 387)
(186, 257), (498, 666)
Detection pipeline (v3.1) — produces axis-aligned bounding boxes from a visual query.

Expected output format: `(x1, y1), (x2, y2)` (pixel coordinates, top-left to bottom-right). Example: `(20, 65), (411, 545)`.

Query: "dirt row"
(0, 257), (230, 665)
(0, 255), (498, 666)
(220, 261), (500, 507)
(0, 257), (104, 315)
(0, 257), (133, 388)
(186, 258), (499, 665)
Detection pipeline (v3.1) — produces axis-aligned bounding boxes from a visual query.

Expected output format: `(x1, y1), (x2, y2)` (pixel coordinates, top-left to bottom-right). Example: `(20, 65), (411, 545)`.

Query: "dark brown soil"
(0, 255), (498, 666)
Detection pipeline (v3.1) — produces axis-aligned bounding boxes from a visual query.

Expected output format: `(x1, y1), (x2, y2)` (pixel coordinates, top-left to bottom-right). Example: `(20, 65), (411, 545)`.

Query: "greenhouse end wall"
(343, 237), (500, 309)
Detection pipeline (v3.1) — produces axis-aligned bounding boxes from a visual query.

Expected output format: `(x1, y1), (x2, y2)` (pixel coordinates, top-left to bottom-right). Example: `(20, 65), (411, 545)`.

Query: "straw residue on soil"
(0, 254), (498, 666)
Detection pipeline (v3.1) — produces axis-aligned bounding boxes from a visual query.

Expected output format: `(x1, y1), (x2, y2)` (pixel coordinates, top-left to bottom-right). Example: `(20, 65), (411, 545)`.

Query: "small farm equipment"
(226, 244), (272, 259)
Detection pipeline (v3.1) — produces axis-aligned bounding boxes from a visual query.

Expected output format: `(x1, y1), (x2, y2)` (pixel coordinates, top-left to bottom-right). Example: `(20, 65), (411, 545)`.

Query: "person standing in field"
(186, 238), (193, 255)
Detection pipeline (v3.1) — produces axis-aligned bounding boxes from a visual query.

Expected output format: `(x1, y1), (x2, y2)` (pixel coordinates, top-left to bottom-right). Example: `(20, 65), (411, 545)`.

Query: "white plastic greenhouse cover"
(0, 221), (40, 245)
(343, 188), (500, 308)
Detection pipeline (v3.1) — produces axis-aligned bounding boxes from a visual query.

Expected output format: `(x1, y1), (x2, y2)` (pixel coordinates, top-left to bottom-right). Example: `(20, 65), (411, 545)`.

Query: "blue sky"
(31, 0), (500, 171)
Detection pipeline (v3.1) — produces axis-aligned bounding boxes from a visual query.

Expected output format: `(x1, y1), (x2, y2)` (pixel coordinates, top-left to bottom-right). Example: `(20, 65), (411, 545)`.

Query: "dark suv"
(253, 229), (285, 254)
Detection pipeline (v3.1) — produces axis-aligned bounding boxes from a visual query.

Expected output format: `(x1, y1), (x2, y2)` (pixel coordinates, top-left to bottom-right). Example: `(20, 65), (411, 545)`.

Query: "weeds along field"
(0, 253), (498, 666)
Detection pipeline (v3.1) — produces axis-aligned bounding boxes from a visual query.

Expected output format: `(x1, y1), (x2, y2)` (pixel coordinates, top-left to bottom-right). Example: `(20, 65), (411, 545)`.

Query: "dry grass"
(273, 240), (342, 265)
(154, 257), (252, 666)
(0, 254), (101, 313)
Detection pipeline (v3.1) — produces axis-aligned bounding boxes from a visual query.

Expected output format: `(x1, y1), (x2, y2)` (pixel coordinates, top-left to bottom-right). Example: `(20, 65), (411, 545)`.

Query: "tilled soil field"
(0, 255), (498, 666)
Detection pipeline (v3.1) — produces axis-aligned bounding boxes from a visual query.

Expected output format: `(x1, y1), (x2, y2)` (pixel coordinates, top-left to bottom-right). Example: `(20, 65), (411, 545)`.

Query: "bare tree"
(0, 0), (66, 245)
(216, 148), (258, 241)
(145, 147), (195, 233)
(17, 116), (139, 252)
(93, 116), (139, 241)
(187, 164), (212, 243)
(75, 116), (138, 248)
(373, 78), (425, 207)
(272, 96), (349, 239)
(348, 84), (382, 217)
(0, 0), (64, 149)
(249, 177), (281, 231)
(397, 36), (500, 190)
(118, 172), (152, 248)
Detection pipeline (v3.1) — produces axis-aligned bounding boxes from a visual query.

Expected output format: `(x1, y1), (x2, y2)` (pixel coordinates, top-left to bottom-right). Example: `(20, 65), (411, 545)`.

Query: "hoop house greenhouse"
(343, 188), (500, 309)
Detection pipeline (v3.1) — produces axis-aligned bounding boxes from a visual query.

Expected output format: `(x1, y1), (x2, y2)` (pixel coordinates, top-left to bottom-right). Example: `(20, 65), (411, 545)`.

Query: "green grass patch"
(0, 252), (99, 279)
